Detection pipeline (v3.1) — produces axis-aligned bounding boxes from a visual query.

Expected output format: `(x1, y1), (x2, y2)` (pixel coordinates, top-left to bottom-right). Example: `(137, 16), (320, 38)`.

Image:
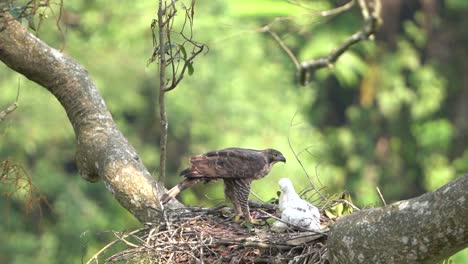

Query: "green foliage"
(1, 0), (467, 263)
(446, 0), (468, 9)
(228, 0), (322, 17)
(412, 119), (453, 153)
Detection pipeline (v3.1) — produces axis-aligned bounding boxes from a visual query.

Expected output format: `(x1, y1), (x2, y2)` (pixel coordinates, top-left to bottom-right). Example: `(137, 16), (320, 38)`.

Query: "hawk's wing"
(183, 148), (267, 179)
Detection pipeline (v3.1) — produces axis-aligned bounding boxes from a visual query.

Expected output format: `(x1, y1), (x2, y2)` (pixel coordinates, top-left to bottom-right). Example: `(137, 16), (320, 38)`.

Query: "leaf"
(187, 62), (194, 76)
(325, 210), (337, 219)
(266, 218), (276, 225)
(328, 202), (344, 218)
(325, 193), (356, 219)
(341, 193), (355, 215)
(179, 45), (187, 60)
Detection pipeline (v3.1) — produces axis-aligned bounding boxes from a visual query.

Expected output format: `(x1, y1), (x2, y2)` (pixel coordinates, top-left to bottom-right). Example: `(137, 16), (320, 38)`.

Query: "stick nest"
(99, 203), (331, 264)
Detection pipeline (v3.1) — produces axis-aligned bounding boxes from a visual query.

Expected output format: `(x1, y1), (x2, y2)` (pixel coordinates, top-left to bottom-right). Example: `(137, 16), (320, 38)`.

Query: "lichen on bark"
(329, 174), (468, 264)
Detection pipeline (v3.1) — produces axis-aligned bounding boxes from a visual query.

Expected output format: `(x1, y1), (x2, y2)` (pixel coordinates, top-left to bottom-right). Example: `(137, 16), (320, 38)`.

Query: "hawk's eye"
(272, 153), (278, 158)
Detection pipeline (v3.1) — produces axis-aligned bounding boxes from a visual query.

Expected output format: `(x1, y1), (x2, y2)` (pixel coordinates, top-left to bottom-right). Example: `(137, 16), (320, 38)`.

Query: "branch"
(0, 100), (18, 123)
(0, 12), (183, 223)
(261, 0), (381, 86)
(297, 0), (382, 85)
(157, 0), (168, 184)
(328, 174), (468, 263)
(150, 0), (205, 184)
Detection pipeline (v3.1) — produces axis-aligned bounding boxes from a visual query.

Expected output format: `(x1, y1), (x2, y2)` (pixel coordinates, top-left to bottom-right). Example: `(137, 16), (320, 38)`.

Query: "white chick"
(277, 178), (321, 232)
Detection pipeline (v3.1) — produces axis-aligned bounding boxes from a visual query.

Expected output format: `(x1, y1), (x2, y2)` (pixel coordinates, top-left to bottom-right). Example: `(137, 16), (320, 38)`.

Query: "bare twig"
(0, 101), (18, 123)
(150, 0), (206, 184)
(376, 186), (386, 206)
(259, 0), (382, 86)
(318, 0), (355, 17)
(297, 0), (382, 85)
(0, 82), (20, 123)
(85, 227), (148, 264)
(323, 198), (360, 212)
(288, 111), (326, 200)
(112, 231), (140, 248)
(101, 206), (329, 263)
(258, 27), (300, 70)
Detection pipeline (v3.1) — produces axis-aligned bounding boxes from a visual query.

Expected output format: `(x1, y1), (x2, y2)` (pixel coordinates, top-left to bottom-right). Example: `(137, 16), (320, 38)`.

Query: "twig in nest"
(323, 198), (360, 212)
(99, 206), (328, 263)
(376, 186), (386, 206)
(85, 227), (149, 264)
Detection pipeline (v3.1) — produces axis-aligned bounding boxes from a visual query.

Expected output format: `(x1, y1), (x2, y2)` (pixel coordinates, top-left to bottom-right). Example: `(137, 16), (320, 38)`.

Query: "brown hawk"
(160, 148), (286, 222)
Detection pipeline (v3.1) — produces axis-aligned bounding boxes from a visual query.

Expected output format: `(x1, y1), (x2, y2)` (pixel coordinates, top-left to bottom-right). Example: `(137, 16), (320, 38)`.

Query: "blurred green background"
(1, 0), (467, 262)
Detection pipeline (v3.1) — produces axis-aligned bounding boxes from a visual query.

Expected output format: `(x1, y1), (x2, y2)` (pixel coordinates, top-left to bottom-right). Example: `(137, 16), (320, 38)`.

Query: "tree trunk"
(329, 174), (468, 263)
(0, 12), (182, 223)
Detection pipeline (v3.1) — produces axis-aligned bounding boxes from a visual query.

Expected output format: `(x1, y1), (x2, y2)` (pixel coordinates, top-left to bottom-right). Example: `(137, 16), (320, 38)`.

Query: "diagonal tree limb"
(329, 174), (468, 263)
(0, 12), (182, 223)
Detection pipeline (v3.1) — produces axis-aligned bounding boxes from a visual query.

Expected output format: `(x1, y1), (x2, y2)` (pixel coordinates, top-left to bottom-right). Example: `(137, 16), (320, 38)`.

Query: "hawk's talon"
(231, 214), (243, 223)
(246, 218), (261, 225)
(230, 214), (261, 226)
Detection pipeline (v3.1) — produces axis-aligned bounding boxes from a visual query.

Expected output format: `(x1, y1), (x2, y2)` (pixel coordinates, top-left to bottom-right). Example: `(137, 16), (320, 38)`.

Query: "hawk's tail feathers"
(179, 167), (204, 178)
(160, 178), (200, 204)
(179, 168), (191, 176)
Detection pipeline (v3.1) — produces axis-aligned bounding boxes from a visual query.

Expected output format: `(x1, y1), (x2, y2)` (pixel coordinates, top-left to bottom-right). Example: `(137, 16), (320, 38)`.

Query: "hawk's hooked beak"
(279, 156), (286, 163)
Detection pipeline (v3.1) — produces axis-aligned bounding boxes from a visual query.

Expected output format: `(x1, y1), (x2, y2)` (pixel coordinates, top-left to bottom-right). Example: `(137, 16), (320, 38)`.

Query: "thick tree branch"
(0, 12), (182, 223)
(329, 174), (468, 263)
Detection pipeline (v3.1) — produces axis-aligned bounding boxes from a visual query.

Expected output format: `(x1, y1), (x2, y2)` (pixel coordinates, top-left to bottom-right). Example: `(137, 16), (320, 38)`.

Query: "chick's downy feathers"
(277, 178), (321, 231)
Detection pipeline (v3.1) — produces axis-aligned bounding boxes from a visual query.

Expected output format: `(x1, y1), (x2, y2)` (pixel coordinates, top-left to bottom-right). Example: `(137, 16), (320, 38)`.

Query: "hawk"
(160, 148), (286, 223)
(277, 178), (321, 231)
